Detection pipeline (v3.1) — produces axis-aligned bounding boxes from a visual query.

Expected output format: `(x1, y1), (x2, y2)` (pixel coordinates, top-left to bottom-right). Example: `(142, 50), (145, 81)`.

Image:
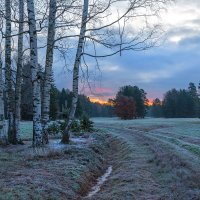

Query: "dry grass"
(92, 118), (200, 199)
(1, 118), (200, 199)
(0, 133), (114, 200)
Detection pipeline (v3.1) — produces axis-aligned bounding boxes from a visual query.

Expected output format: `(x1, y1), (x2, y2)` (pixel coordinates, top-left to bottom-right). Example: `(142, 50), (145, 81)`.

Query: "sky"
(53, 0), (200, 103)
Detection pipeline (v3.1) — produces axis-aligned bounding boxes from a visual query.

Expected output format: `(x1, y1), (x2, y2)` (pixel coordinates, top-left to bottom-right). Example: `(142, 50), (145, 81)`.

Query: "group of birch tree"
(0, 0), (171, 147)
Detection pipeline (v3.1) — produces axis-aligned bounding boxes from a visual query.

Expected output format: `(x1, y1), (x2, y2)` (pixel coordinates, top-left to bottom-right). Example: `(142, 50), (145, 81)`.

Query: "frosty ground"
(0, 118), (200, 199)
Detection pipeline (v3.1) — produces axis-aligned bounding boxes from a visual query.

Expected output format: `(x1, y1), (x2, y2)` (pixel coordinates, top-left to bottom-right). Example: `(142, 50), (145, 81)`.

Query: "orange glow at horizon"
(89, 97), (109, 105)
(89, 97), (154, 106)
(147, 99), (153, 106)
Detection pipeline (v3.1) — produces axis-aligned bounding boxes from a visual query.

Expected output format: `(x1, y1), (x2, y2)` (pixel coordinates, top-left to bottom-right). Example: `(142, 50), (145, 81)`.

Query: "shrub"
(71, 120), (81, 132)
(48, 117), (94, 137)
(59, 120), (67, 132)
(80, 116), (94, 132)
(47, 122), (60, 135)
(59, 120), (81, 133)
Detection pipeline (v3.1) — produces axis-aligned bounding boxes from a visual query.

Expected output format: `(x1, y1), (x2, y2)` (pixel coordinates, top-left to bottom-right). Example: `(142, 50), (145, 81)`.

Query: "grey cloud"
(52, 0), (200, 101)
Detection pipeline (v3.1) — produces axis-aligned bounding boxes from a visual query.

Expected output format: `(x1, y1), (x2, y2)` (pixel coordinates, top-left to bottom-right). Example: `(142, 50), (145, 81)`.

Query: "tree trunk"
(42, 0), (57, 144)
(27, 0), (43, 147)
(5, 0), (15, 144)
(61, 0), (89, 143)
(0, 56), (8, 145)
(14, 0), (24, 144)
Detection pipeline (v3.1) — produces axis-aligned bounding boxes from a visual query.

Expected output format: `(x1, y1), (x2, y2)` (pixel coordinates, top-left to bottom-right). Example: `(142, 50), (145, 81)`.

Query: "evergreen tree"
(163, 85), (199, 118)
(49, 85), (60, 120)
(188, 82), (199, 117)
(21, 62), (33, 120)
(150, 98), (163, 117)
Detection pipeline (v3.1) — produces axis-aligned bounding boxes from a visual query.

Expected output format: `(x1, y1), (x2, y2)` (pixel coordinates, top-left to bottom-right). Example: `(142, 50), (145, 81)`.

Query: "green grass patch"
(20, 121), (32, 140)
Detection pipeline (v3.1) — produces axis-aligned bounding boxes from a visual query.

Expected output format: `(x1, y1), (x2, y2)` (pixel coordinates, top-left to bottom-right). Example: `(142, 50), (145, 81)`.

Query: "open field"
(0, 118), (200, 199)
(92, 117), (200, 199)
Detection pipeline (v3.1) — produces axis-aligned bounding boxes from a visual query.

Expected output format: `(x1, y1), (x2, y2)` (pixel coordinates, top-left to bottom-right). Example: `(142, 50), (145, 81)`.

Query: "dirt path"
(88, 124), (200, 200)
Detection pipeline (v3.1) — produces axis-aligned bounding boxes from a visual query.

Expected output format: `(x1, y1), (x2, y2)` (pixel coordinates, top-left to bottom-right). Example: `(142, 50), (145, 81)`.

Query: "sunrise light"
(89, 97), (109, 105)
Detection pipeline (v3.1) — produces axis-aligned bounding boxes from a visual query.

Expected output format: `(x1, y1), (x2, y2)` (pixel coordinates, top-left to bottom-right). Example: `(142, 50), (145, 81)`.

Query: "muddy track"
(89, 125), (200, 200)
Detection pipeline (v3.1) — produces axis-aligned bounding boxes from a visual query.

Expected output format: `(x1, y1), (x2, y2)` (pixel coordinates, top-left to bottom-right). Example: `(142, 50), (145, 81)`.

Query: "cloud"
(95, 87), (113, 93)
(52, 0), (200, 102)
(160, 0), (200, 46)
(101, 64), (121, 72)
(137, 70), (173, 83)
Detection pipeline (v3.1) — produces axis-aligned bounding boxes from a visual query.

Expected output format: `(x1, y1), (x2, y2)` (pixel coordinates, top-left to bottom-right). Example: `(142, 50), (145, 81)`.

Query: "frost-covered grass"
(93, 117), (200, 157)
(20, 117), (200, 141)
(0, 132), (115, 200)
(92, 117), (200, 127)
(91, 117), (200, 199)
(20, 121), (33, 140)
(92, 117), (200, 140)
(1, 118), (200, 199)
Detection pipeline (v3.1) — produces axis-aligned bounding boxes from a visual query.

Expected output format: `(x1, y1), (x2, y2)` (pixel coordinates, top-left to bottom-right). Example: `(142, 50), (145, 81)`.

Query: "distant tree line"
(0, 0), (172, 146)
(149, 82), (200, 118)
(49, 88), (114, 120)
(19, 63), (114, 120)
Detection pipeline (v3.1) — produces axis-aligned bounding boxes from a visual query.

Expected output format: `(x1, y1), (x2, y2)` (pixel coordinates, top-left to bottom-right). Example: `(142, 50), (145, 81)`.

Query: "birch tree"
(42, 0), (57, 144)
(27, 0), (43, 147)
(5, 0), (16, 144)
(14, 0), (24, 144)
(61, 0), (89, 143)
(61, 0), (171, 143)
(0, 53), (8, 145)
(0, 4), (7, 145)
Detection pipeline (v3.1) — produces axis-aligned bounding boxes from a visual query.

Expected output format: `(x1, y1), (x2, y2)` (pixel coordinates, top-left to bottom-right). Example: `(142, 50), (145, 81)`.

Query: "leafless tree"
(42, 0), (57, 144)
(0, 46), (8, 145)
(61, 0), (89, 143)
(14, 0), (24, 144)
(5, 0), (16, 143)
(27, 0), (43, 147)
(61, 0), (172, 143)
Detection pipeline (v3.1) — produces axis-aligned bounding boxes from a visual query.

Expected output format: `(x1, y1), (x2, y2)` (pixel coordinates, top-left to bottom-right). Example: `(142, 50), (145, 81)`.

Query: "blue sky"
(53, 0), (200, 103)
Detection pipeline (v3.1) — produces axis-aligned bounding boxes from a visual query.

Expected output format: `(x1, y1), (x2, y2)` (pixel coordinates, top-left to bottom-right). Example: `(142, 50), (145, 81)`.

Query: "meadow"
(93, 117), (200, 155)
(1, 118), (200, 199)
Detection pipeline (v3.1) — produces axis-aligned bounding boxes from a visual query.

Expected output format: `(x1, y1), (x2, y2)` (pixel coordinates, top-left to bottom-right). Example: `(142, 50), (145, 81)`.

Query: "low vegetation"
(92, 118), (200, 199)
(1, 118), (200, 199)
(0, 131), (116, 200)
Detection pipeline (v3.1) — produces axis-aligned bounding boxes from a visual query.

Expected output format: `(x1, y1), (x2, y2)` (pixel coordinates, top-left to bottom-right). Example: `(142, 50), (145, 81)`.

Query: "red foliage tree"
(115, 95), (136, 119)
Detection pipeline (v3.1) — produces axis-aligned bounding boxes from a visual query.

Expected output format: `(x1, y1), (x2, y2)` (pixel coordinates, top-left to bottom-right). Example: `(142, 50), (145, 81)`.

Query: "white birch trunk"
(27, 0), (43, 147)
(14, 0), (24, 143)
(5, 0), (15, 143)
(0, 56), (8, 145)
(61, 0), (89, 143)
(42, 0), (57, 144)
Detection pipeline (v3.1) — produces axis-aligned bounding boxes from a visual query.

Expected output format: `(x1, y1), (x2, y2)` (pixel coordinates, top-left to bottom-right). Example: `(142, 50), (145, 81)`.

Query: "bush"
(71, 120), (81, 132)
(47, 117), (94, 137)
(47, 122), (60, 135)
(80, 116), (94, 132)
(59, 120), (81, 133)
(59, 120), (67, 132)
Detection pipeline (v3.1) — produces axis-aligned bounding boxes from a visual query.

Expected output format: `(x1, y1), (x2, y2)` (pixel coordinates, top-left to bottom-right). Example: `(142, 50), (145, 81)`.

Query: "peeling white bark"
(14, 0), (24, 143)
(42, 0), (57, 144)
(27, 0), (43, 147)
(62, 0), (89, 143)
